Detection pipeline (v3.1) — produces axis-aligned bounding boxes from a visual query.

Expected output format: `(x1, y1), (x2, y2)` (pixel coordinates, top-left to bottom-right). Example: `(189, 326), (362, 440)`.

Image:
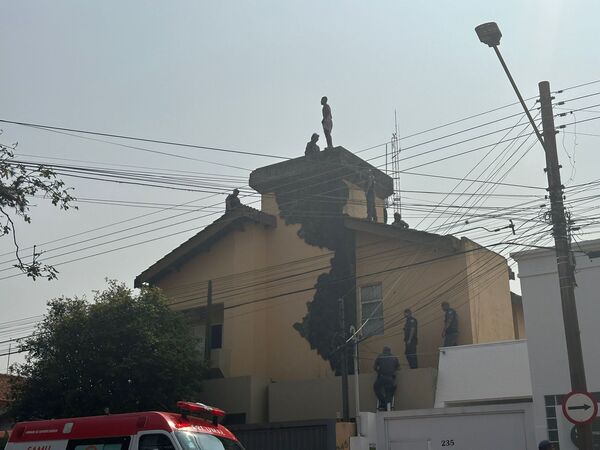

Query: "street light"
(475, 22), (594, 450)
(474, 22), (544, 146)
(475, 22), (502, 47)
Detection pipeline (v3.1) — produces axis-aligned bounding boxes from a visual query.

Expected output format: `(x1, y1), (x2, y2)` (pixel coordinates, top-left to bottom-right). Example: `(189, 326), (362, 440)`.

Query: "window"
(210, 324), (223, 350)
(69, 436), (131, 450)
(360, 283), (384, 336)
(139, 434), (176, 450)
(175, 431), (244, 450)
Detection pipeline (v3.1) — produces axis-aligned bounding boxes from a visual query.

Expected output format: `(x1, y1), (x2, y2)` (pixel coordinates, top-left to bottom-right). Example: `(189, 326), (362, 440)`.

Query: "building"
(135, 146), (517, 423)
(512, 239), (600, 449)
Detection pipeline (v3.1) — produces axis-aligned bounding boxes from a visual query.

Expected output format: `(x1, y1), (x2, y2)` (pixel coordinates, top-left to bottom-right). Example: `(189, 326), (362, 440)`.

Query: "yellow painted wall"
(354, 231), (475, 370)
(155, 193), (513, 383)
(462, 238), (515, 343)
(342, 181), (386, 223)
(157, 201), (334, 381)
(512, 300), (526, 339)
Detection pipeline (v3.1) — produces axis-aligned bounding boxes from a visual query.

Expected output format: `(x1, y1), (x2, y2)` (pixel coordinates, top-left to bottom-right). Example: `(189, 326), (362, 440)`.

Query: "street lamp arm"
(492, 45), (546, 148)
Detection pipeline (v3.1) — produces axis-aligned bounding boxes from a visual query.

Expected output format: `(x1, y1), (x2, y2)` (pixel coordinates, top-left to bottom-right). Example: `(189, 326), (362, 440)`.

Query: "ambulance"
(5, 402), (244, 450)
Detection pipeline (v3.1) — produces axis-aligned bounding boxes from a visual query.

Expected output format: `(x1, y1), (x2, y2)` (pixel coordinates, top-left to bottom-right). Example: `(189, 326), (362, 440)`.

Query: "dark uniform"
(443, 307), (459, 347)
(373, 347), (399, 410)
(404, 316), (418, 369)
(366, 172), (377, 222)
(305, 140), (320, 159)
(225, 191), (241, 212)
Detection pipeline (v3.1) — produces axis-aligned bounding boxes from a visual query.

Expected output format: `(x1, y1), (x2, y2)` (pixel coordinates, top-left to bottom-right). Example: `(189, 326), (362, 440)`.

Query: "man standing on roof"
(321, 96), (333, 149)
(373, 345), (399, 410)
(225, 189), (241, 212)
(365, 170), (377, 222)
(403, 309), (418, 369)
(441, 301), (459, 347)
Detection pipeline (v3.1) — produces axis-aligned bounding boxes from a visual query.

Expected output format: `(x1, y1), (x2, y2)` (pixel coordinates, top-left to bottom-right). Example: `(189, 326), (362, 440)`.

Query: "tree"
(0, 142), (76, 280)
(10, 281), (206, 420)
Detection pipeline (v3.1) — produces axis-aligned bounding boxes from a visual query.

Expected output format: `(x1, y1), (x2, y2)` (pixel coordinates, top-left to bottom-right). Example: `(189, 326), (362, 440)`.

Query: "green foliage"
(10, 281), (205, 420)
(0, 142), (76, 280)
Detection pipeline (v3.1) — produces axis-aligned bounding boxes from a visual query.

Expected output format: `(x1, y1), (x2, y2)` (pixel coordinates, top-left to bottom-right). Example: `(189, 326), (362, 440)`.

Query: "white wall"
(512, 238), (600, 448)
(376, 404), (537, 450)
(434, 340), (532, 408)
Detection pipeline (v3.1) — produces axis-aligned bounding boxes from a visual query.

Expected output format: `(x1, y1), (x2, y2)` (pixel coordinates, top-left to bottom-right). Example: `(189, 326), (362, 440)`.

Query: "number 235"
(441, 440), (455, 447)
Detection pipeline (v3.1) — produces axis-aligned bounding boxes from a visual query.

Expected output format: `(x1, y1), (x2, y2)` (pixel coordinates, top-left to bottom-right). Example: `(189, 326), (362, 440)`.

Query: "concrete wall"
(512, 300), (526, 339)
(513, 239), (600, 449)
(434, 340), (532, 407)
(375, 404), (537, 450)
(198, 376), (271, 424)
(268, 369), (437, 422)
(342, 180), (385, 223)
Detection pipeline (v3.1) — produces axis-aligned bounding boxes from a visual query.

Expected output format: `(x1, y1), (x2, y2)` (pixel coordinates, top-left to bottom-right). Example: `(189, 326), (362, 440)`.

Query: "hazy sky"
(1, 1), (599, 369)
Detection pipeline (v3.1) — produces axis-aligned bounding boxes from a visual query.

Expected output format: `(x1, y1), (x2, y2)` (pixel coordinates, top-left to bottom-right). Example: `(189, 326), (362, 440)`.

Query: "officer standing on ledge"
(403, 308), (418, 369)
(441, 301), (459, 347)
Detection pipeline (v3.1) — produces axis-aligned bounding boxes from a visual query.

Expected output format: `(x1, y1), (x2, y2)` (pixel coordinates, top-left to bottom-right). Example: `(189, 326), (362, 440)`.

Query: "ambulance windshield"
(175, 430), (244, 450)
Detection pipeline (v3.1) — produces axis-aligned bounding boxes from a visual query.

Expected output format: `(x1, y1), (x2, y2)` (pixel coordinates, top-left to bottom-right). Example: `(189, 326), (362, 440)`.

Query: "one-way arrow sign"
(568, 404), (591, 411)
(562, 391), (598, 425)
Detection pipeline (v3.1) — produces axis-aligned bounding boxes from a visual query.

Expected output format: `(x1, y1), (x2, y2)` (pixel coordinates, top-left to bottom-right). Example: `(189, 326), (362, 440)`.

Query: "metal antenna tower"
(390, 111), (402, 215)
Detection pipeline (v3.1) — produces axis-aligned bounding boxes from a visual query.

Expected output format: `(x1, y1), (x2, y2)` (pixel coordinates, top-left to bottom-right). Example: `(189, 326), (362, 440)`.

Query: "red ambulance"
(5, 402), (244, 450)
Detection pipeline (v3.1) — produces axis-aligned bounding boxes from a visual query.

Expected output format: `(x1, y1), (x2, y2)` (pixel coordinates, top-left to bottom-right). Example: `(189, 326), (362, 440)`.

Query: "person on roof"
(403, 308), (418, 369)
(225, 189), (242, 212)
(305, 133), (321, 159)
(365, 170), (377, 222)
(441, 301), (459, 347)
(321, 96), (333, 149)
(392, 212), (409, 229)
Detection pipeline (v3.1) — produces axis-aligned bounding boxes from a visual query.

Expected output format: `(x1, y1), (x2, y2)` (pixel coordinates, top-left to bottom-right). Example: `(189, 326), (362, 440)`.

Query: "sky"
(1, 0), (599, 370)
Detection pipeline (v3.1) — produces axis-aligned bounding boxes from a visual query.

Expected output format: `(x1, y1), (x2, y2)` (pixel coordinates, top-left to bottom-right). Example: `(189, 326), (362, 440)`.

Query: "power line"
(0, 119), (288, 160)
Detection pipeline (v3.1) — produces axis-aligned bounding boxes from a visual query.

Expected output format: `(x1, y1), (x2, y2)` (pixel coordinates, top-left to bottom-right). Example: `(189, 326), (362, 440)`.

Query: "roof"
(249, 146), (394, 198)
(135, 205), (276, 287)
(343, 217), (461, 252)
(9, 411), (237, 443)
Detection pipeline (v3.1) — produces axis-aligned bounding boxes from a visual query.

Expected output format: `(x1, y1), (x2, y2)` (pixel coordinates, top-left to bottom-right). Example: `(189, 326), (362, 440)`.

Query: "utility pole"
(204, 280), (213, 362)
(339, 297), (350, 421)
(349, 325), (361, 436)
(539, 81), (593, 450)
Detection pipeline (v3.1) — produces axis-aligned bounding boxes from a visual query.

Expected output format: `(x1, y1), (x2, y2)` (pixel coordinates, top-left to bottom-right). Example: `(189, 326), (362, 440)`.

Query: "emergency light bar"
(177, 401), (226, 426)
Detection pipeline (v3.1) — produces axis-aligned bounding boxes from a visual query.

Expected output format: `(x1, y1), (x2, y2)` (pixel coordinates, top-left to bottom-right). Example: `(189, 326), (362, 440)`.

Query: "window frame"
(67, 436), (132, 450)
(360, 282), (384, 337)
(135, 431), (180, 450)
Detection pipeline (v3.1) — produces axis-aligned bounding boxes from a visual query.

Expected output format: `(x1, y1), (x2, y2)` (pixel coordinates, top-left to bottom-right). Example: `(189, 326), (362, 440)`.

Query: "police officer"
(225, 189), (241, 211)
(441, 301), (459, 347)
(403, 309), (418, 369)
(373, 346), (399, 410)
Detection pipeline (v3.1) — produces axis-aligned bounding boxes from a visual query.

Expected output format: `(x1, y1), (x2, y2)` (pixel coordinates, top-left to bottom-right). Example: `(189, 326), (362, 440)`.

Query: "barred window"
(360, 283), (383, 336)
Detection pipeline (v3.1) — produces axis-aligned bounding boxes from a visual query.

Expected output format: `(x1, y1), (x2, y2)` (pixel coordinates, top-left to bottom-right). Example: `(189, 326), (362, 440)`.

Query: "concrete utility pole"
(350, 325), (362, 436)
(539, 81), (593, 450)
(339, 297), (350, 421)
(205, 280), (213, 362)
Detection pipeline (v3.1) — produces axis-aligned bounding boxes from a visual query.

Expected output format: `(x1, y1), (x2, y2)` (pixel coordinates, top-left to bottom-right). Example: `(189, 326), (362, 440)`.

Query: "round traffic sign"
(562, 391), (598, 425)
